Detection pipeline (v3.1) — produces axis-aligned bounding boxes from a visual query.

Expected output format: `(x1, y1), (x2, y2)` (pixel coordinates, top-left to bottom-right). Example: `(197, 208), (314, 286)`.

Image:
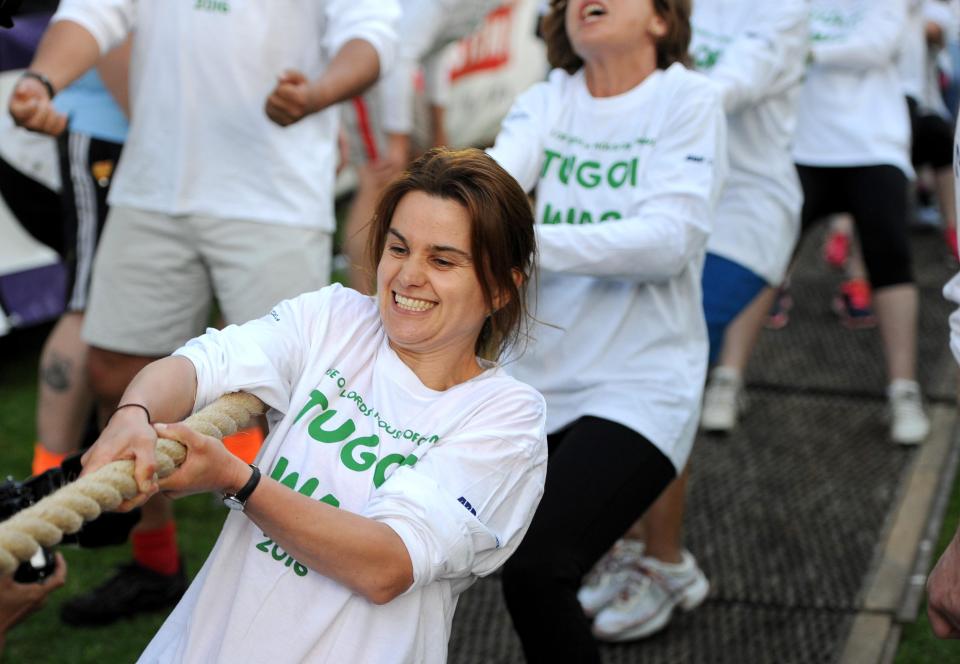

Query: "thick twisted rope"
(0, 392), (266, 576)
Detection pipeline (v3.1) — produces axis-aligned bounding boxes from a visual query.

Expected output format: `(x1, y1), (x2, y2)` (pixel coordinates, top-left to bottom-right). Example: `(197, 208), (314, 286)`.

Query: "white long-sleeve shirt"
(489, 64), (727, 471)
(379, 0), (497, 135)
(138, 284), (547, 663)
(692, 0), (808, 285)
(793, 0), (913, 176)
(901, 0), (960, 116)
(53, 0), (399, 230)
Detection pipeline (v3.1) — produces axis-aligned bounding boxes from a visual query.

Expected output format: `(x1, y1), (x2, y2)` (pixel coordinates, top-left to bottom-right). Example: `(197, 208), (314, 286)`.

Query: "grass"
(895, 465), (960, 664)
(0, 326), (225, 663)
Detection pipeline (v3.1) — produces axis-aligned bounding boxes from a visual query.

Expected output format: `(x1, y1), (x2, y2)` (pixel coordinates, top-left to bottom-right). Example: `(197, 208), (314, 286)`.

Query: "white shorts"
(83, 206), (331, 355)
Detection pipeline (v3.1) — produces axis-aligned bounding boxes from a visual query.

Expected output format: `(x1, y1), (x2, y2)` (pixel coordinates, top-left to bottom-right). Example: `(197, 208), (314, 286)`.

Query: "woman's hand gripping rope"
(0, 393), (266, 577)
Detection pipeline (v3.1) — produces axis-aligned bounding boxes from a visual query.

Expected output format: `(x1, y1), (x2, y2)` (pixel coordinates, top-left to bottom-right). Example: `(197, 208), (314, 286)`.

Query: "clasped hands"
(80, 408), (250, 511)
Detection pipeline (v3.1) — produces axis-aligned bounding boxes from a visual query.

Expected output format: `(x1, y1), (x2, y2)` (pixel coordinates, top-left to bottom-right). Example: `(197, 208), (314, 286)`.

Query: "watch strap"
(224, 464), (261, 508)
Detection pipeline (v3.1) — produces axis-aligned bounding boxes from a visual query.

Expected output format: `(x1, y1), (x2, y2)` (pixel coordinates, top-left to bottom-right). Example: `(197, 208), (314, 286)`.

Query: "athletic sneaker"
(832, 279), (876, 330)
(577, 539), (645, 618)
(592, 551), (710, 642)
(823, 229), (850, 269)
(888, 379), (930, 445)
(700, 366), (744, 433)
(60, 559), (187, 626)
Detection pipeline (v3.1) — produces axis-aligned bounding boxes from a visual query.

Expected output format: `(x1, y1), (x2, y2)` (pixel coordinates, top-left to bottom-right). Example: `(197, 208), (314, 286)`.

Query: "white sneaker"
(577, 539), (645, 617)
(592, 551), (710, 642)
(888, 379), (930, 445)
(700, 367), (744, 433)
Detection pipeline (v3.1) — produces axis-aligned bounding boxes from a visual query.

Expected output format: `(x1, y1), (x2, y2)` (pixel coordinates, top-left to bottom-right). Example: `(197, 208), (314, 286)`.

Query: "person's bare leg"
(716, 287), (777, 372)
(638, 466), (689, 564)
(36, 312), (94, 455)
(429, 103), (448, 148)
(343, 166), (381, 293)
(86, 346), (156, 426)
(936, 166), (957, 234)
(873, 284), (919, 382)
(135, 495), (175, 532)
(87, 346), (179, 573)
(343, 134), (409, 293)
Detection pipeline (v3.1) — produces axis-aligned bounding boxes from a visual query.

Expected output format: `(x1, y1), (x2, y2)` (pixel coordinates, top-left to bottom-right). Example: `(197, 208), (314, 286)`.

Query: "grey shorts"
(83, 206), (331, 355)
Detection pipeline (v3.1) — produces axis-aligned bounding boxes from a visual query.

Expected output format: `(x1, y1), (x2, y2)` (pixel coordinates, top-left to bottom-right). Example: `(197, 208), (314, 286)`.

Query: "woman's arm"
(487, 81), (553, 192)
(158, 384), (547, 605)
(703, 1), (808, 113)
(811, 0), (907, 70)
(535, 88), (727, 281)
(81, 291), (326, 504)
(154, 420), (412, 604)
(81, 356), (198, 504)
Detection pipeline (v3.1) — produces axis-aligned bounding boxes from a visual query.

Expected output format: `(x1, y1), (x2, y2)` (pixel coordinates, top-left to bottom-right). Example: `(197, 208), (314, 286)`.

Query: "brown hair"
(542, 0), (692, 74)
(367, 148), (536, 361)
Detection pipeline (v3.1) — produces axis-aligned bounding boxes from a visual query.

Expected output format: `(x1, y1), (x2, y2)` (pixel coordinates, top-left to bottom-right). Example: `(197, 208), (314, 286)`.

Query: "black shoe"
(60, 559), (187, 627)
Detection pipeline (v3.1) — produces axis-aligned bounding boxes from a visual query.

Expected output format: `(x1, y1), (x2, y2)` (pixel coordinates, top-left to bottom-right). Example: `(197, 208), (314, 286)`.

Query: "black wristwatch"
(222, 464), (261, 512)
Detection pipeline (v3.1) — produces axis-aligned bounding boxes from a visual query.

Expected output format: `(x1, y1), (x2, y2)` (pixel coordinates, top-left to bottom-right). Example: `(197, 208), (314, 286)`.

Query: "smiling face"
(564, 0), (666, 63)
(376, 191), (491, 371)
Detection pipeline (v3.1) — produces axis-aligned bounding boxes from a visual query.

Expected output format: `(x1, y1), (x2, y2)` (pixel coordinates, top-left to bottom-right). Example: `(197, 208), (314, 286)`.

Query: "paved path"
(448, 226), (959, 663)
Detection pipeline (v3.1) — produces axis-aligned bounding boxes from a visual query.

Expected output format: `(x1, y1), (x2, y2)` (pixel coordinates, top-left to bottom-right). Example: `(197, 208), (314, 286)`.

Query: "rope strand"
(0, 392), (266, 576)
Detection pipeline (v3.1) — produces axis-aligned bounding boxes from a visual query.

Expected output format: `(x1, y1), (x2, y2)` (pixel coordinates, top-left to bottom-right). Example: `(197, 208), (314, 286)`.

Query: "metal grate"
(448, 224), (956, 663)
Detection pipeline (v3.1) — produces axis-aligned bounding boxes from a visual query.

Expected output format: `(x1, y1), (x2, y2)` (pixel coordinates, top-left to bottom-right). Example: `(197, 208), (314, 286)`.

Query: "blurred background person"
(791, 0), (930, 445)
(576, 0), (809, 642)
(488, 0), (727, 660)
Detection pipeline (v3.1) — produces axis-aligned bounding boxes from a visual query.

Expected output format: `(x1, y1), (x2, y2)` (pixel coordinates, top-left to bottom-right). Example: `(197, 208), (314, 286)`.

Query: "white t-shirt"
(900, 0), (930, 102)
(899, 0), (958, 117)
(53, 0), (399, 231)
(793, 0), (914, 176)
(138, 285), (548, 664)
(379, 0), (498, 134)
(489, 64), (727, 472)
(691, 0), (808, 285)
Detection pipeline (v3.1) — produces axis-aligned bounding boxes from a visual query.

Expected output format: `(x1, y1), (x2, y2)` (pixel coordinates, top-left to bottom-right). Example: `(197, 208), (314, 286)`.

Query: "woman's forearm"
(119, 356), (199, 424)
(243, 478), (414, 605)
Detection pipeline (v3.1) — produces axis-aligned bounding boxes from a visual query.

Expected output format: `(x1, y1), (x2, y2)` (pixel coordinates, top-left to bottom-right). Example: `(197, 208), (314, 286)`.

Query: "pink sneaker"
(832, 279), (876, 330)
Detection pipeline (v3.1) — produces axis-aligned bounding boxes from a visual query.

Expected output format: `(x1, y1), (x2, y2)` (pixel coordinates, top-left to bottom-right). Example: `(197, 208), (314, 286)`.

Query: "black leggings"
(797, 164), (913, 289)
(502, 416), (676, 664)
(908, 95), (954, 170)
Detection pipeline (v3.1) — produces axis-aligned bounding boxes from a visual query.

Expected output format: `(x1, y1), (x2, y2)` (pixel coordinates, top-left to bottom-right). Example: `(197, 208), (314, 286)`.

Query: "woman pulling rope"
(10, 149), (546, 664)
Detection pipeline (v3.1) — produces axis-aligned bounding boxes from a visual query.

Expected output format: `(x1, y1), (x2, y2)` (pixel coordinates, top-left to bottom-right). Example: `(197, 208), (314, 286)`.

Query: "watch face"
(223, 495), (245, 511)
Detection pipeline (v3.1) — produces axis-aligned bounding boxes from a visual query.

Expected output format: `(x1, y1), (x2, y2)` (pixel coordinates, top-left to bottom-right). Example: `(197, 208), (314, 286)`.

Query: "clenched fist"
(8, 76), (67, 136)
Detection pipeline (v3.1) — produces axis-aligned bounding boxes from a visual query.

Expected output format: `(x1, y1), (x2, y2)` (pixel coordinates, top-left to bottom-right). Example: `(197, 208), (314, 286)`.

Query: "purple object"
(0, 261), (66, 327)
(0, 11), (52, 72)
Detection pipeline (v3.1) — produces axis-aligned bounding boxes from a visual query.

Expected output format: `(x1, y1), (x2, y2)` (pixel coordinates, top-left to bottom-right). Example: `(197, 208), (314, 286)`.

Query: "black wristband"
(110, 403), (152, 425)
(21, 70), (56, 99)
